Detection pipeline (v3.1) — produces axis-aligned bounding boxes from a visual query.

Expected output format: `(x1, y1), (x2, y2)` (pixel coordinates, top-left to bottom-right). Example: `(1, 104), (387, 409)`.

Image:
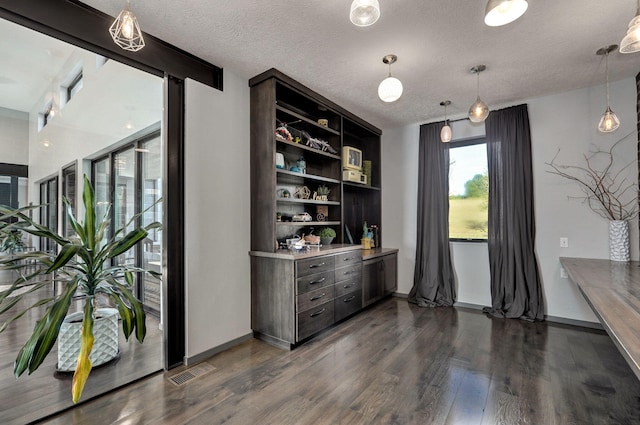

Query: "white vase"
(57, 307), (119, 372)
(609, 220), (630, 262)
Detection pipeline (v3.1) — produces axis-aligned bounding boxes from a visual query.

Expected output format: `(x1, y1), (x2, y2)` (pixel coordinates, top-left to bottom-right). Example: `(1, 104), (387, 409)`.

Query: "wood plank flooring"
(0, 270), (163, 425)
(43, 297), (640, 425)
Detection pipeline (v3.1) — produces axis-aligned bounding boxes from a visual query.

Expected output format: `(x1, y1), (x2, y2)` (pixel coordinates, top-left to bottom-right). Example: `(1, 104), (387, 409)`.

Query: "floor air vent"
(168, 362), (216, 386)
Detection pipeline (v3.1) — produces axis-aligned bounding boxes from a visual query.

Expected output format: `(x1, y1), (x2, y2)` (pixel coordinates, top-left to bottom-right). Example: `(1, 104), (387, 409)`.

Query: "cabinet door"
(362, 258), (383, 306)
(382, 253), (397, 295)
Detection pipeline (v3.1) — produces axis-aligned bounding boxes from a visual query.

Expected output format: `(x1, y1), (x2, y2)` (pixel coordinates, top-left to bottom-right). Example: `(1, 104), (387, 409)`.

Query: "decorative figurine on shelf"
(277, 188), (291, 198)
(297, 156), (306, 174)
(276, 152), (285, 169)
(275, 124), (293, 142)
(316, 205), (328, 221)
(361, 221), (374, 250)
(294, 185), (311, 199)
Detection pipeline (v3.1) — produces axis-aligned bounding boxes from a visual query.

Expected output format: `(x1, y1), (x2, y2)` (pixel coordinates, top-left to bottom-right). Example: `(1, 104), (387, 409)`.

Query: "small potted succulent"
(318, 227), (336, 245)
(315, 185), (331, 202)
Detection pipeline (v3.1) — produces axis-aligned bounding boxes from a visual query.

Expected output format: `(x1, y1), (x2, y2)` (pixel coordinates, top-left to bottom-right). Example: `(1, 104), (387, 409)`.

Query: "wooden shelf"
(277, 221), (341, 227)
(276, 198), (340, 206)
(276, 169), (340, 184)
(275, 137), (341, 160)
(276, 104), (340, 136)
(343, 182), (381, 191)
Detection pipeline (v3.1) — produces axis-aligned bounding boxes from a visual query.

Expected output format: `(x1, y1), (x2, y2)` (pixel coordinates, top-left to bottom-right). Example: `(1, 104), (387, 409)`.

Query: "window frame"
(446, 136), (489, 243)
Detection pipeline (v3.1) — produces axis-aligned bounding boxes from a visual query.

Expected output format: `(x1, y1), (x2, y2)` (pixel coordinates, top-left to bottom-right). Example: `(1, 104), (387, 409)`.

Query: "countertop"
(560, 257), (640, 380)
(249, 245), (398, 260)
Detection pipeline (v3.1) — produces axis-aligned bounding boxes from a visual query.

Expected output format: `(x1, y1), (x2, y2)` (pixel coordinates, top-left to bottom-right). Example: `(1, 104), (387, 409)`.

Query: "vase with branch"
(546, 133), (637, 261)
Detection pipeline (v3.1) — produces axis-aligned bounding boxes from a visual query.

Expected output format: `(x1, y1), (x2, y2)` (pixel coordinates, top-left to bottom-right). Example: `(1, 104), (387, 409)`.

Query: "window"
(61, 162), (77, 237)
(39, 176), (58, 252)
(448, 138), (488, 240)
(66, 71), (83, 101)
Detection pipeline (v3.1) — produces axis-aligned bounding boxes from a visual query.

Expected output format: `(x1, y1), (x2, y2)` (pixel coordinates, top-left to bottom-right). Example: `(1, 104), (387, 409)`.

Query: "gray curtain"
(483, 104), (544, 321)
(409, 122), (456, 307)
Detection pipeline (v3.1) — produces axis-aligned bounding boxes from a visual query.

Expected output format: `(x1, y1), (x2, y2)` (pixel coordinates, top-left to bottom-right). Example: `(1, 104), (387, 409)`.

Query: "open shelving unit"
(249, 69), (382, 252)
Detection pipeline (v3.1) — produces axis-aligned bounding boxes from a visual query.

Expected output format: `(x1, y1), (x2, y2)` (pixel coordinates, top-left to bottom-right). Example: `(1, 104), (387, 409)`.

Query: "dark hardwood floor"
(42, 297), (640, 425)
(0, 270), (163, 425)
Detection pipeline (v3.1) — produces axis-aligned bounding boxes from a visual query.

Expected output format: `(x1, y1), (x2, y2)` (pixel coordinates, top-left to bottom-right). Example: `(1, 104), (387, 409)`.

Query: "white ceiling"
(10, 1), (640, 129)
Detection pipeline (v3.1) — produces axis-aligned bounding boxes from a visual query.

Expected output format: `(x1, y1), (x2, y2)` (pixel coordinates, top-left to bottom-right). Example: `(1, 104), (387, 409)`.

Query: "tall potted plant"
(547, 135), (638, 261)
(0, 176), (161, 403)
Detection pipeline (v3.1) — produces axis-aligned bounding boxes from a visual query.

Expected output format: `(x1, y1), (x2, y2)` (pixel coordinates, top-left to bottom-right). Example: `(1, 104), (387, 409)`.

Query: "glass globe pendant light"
(484, 0), (528, 27)
(620, 0), (640, 54)
(597, 45), (620, 133)
(350, 0), (381, 27)
(109, 0), (146, 52)
(440, 101), (452, 143)
(378, 55), (403, 103)
(468, 65), (489, 123)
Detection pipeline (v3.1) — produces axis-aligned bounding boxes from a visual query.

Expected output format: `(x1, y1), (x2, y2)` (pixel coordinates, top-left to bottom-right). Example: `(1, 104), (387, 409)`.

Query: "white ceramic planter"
(57, 307), (119, 372)
(609, 220), (630, 262)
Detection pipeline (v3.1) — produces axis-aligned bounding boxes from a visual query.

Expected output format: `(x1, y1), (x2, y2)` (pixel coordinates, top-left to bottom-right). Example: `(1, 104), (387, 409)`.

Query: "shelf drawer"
(297, 285), (335, 313)
(335, 277), (362, 297)
(296, 256), (335, 278)
(334, 263), (362, 281)
(297, 300), (334, 341)
(335, 251), (362, 266)
(296, 270), (335, 295)
(334, 290), (362, 322)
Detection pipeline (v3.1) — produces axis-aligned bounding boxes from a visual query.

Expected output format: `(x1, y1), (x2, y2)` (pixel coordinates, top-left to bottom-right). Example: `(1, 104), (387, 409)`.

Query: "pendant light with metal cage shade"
(597, 45), (620, 133)
(350, 0), (381, 27)
(468, 65), (489, 123)
(620, 0), (640, 54)
(440, 101), (452, 143)
(109, 0), (145, 52)
(484, 0), (528, 27)
(378, 55), (403, 103)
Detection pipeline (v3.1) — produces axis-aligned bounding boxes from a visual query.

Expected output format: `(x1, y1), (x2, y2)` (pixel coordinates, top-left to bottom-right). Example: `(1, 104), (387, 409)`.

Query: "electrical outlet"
(560, 268), (568, 279)
(560, 237), (569, 248)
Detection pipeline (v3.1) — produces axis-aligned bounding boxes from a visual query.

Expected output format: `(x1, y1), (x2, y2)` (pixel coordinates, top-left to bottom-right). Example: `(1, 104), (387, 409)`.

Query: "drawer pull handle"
(310, 308), (326, 317)
(309, 277), (326, 284)
(309, 293), (326, 301)
(343, 296), (356, 302)
(343, 270), (357, 275)
(343, 257), (353, 261)
(343, 283), (354, 289)
(309, 262), (326, 269)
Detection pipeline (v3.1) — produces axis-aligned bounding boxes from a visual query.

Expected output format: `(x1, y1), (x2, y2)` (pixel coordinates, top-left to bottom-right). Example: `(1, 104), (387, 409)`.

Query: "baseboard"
(453, 302), (603, 330)
(184, 332), (253, 366)
(392, 292), (407, 298)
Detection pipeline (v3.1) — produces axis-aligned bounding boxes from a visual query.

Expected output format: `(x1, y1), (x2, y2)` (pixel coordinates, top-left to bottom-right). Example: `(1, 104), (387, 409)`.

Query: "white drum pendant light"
(109, 0), (146, 52)
(468, 65), (489, 123)
(350, 0), (381, 27)
(597, 45), (620, 133)
(440, 101), (452, 143)
(484, 0), (528, 26)
(378, 55), (403, 103)
(620, 0), (640, 54)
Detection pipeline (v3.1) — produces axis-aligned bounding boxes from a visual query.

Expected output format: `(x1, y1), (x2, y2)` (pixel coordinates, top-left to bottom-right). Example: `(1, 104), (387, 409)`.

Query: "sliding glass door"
(39, 177), (58, 252)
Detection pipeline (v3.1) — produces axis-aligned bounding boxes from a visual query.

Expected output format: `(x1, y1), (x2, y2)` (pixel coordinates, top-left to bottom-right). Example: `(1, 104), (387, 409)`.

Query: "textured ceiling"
(79, 1), (640, 128)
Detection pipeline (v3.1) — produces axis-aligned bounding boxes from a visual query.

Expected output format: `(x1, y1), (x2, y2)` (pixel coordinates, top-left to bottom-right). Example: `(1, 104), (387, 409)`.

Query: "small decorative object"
(316, 205), (328, 221)
(547, 135), (638, 262)
(276, 152), (285, 169)
(362, 160), (372, 187)
(292, 212), (312, 222)
(277, 188), (290, 198)
(276, 212), (282, 222)
(275, 124), (293, 142)
(316, 184), (331, 201)
(294, 186), (311, 199)
(304, 233), (321, 245)
(318, 118), (328, 127)
(289, 166), (301, 173)
(286, 235), (305, 250)
(318, 227), (336, 245)
(361, 221), (373, 249)
(297, 156), (306, 174)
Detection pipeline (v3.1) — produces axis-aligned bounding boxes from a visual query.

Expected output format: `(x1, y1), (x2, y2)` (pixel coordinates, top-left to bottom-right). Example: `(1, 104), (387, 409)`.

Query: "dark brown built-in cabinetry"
(249, 69), (397, 348)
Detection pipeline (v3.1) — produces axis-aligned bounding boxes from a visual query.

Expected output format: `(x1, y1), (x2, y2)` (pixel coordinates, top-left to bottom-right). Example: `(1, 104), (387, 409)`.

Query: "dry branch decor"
(546, 133), (638, 221)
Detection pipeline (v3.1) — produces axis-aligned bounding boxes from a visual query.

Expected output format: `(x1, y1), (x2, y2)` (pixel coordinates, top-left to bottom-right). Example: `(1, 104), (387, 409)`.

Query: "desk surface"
(560, 257), (640, 380)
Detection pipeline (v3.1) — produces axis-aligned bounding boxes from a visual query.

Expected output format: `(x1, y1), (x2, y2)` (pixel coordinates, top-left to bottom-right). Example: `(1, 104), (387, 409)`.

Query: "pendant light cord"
(476, 71), (480, 97)
(605, 51), (611, 108)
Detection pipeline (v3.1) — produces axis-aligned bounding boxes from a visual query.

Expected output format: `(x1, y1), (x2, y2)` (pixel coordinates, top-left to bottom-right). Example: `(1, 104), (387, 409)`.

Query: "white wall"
(0, 107), (29, 165)
(184, 70), (251, 360)
(382, 77), (638, 323)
